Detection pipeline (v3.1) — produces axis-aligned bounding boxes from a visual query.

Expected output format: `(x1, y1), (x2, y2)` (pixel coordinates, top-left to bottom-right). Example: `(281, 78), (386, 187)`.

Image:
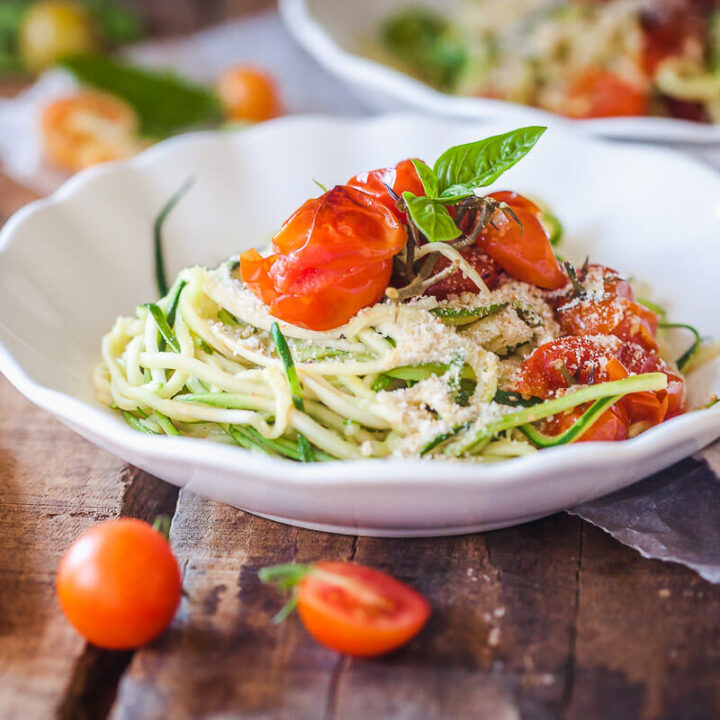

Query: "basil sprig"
(402, 126), (546, 243)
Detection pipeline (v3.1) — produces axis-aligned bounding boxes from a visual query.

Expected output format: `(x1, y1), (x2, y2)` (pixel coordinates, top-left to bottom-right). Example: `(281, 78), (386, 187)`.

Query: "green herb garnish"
(271, 322), (304, 411)
(153, 177), (194, 297)
(659, 321), (702, 371)
(144, 303), (180, 353)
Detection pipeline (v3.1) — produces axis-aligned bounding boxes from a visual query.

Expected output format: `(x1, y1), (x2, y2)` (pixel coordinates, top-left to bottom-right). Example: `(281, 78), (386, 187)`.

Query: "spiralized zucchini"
(96, 260), (671, 462)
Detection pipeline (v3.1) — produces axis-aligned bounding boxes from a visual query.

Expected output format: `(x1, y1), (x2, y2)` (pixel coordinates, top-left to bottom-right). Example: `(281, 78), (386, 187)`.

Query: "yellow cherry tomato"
(216, 65), (282, 123)
(19, 1), (99, 72)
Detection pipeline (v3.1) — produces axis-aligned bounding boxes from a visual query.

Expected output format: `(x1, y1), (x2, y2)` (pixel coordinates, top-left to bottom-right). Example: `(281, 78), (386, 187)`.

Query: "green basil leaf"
(434, 126), (546, 201)
(403, 192), (461, 242)
(410, 158), (438, 198)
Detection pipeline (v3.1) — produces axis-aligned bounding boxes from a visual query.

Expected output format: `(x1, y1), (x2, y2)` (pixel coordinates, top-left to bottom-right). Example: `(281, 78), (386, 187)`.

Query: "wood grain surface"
(1, 2), (720, 719)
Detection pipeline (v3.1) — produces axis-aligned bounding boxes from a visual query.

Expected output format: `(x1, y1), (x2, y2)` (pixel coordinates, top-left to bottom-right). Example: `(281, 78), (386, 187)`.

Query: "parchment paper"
(0, 9), (718, 581)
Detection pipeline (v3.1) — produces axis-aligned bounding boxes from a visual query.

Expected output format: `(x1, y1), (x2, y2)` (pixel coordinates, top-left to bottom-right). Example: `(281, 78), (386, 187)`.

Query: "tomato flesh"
(56, 518), (182, 649)
(240, 186), (407, 330)
(476, 191), (566, 290)
(424, 246), (500, 299)
(563, 68), (648, 118)
(296, 561), (430, 657)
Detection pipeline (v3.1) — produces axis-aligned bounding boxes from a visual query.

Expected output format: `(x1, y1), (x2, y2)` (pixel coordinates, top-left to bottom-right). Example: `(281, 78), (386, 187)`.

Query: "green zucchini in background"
(381, 8), (467, 91)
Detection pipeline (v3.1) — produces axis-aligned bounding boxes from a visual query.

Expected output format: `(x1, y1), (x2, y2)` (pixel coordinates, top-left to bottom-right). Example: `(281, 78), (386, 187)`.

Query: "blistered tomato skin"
(296, 561), (431, 657)
(476, 191), (566, 290)
(347, 158), (425, 221)
(240, 186), (407, 331)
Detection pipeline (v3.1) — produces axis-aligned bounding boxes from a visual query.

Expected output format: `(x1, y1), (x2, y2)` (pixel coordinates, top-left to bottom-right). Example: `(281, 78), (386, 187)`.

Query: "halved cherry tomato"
(240, 186), (407, 330)
(475, 191), (566, 290)
(347, 158), (425, 221)
(424, 246), (500, 299)
(563, 68), (648, 118)
(295, 562), (430, 657)
(56, 518), (182, 649)
(216, 65), (281, 123)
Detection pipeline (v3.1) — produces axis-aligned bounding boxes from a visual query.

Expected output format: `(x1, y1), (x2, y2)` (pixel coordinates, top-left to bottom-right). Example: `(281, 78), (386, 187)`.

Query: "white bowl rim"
(278, 0), (720, 144)
(1, 114), (719, 492)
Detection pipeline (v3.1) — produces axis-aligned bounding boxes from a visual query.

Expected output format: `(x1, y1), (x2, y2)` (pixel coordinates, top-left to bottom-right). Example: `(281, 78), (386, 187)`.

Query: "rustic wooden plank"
(566, 523), (720, 720)
(110, 507), (583, 720)
(330, 515), (581, 720)
(109, 491), (355, 720)
(121, 0), (275, 36)
(0, 376), (179, 720)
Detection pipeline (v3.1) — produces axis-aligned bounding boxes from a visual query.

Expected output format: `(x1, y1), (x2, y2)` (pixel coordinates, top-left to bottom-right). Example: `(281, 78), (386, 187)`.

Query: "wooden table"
(2, 3), (720, 719)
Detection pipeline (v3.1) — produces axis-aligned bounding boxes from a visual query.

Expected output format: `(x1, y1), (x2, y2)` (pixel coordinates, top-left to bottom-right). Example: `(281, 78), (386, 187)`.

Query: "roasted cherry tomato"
(475, 191), (566, 290)
(216, 65), (282, 123)
(563, 68), (648, 118)
(551, 264), (635, 307)
(347, 158), (425, 221)
(517, 336), (622, 398)
(616, 342), (685, 418)
(557, 296), (659, 352)
(263, 561), (430, 657)
(240, 186), (407, 330)
(56, 518), (182, 649)
(542, 403), (629, 442)
(424, 246), (500, 299)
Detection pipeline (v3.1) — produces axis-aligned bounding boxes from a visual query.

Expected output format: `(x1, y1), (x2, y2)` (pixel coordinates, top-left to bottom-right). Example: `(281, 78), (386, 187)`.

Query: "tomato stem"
(152, 515), (172, 541)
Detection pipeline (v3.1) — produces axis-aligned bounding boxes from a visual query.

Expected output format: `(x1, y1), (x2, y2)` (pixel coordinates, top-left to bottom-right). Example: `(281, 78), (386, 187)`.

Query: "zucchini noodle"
(96, 257), (690, 463)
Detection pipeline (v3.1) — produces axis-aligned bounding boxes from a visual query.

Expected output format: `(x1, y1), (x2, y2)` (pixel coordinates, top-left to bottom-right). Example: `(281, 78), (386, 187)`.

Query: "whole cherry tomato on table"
(474, 191), (566, 290)
(240, 186), (407, 331)
(56, 518), (182, 649)
(260, 561), (430, 657)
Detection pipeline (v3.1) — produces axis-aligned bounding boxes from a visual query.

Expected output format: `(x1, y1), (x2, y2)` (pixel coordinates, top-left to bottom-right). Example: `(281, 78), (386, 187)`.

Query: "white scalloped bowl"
(1, 114), (719, 536)
(280, 0), (720, 144)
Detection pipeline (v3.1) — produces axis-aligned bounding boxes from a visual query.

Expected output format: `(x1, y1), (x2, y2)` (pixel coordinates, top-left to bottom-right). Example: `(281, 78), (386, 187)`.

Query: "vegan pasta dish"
(379, 0), (720, 122)
(95, 127), (711, 463)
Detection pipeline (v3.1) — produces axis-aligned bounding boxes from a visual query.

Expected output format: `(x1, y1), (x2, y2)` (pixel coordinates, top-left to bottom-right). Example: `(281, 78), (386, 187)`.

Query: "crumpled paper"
(570, 449), (720, 583)
(0, 9), (719, 581)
